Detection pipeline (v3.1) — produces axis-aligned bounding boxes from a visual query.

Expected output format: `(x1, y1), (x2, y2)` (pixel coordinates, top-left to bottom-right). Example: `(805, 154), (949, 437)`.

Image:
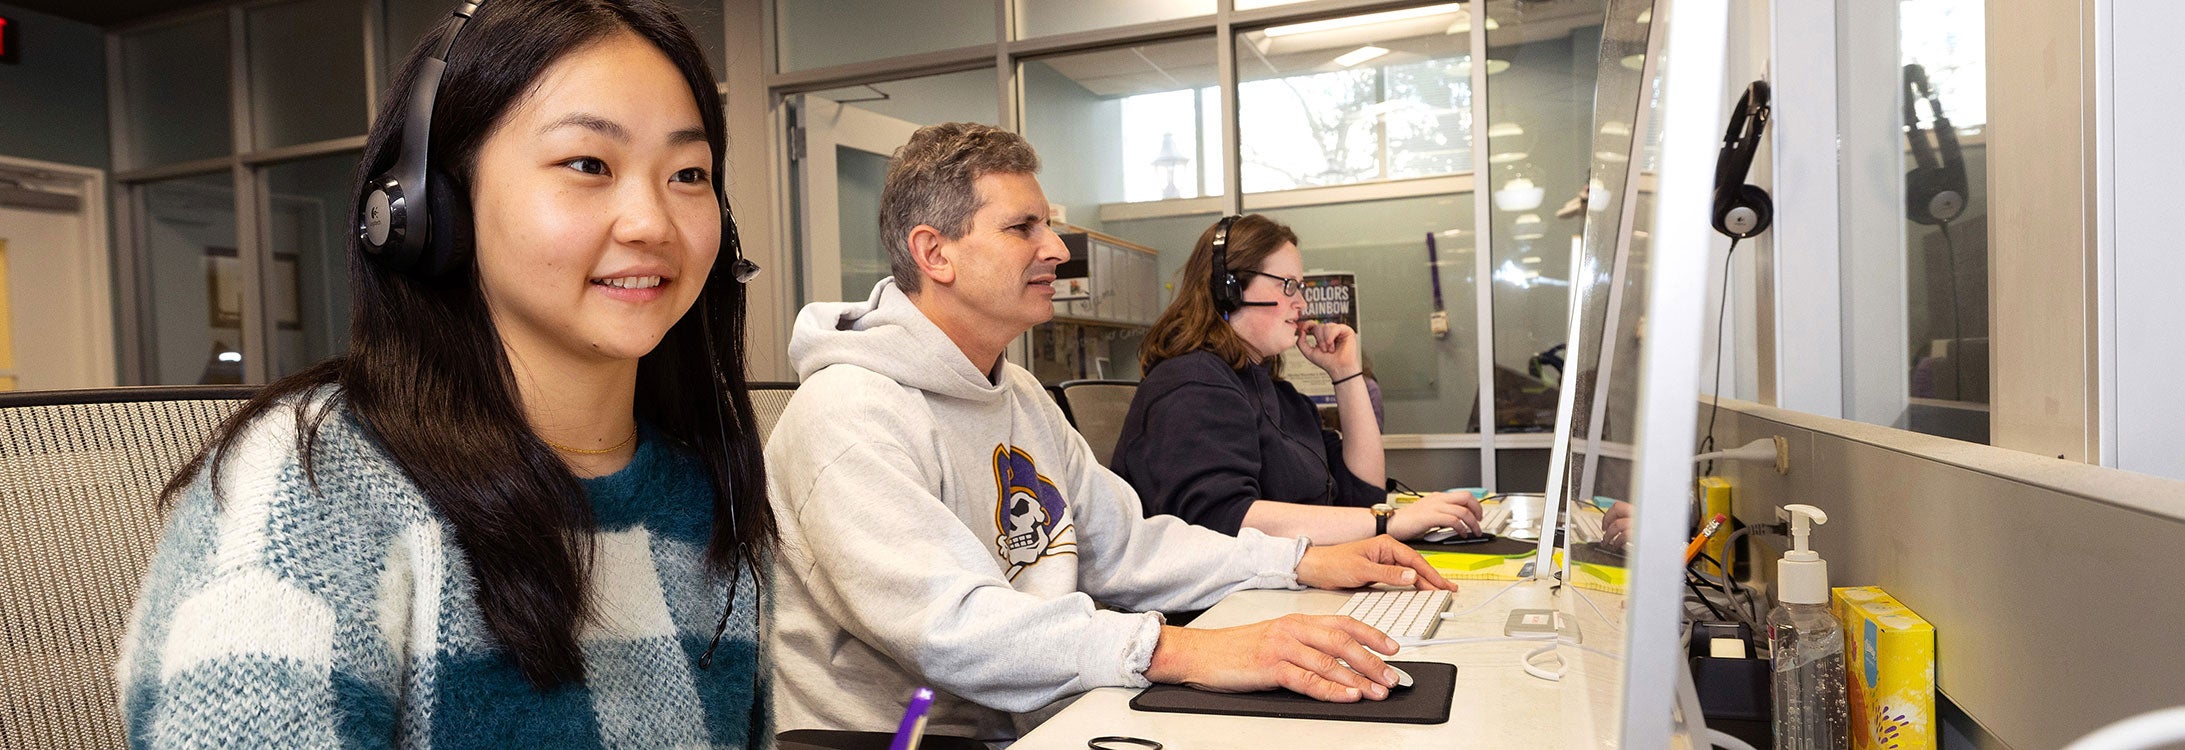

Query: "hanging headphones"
(1902, 64), (1967, 226)
(356, 1), (485, 277)
(1710, 80), (1774, 240)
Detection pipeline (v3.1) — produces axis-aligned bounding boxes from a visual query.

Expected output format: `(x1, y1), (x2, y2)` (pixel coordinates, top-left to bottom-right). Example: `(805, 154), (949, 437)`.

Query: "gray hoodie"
(766, 279), (1307, 742)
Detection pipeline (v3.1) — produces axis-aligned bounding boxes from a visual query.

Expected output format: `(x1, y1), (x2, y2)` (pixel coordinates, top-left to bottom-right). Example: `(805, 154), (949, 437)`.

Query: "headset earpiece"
(1711, 80), (1774, 240)
(1208, 215), (1244, 314)
(356, 1), (484, 277)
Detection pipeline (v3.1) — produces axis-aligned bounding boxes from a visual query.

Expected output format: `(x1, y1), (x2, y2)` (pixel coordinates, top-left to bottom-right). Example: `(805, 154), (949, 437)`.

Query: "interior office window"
(118, 15), (231, 170)
(1024, 38), (1219, 216)
(1234, 5), (1474, 193)
(789, 69), (997, 303)
(775, 0), (993, 73)
(1483, 0), (1609, 434)
(1021, 38), (1219, 382)
(248, 0), (368, 150)
(383, 0), (727, 86)
(1899, 0), (1989, 443)
(140, 173), (242, 386)
(1016, 0), (1214, 41)
(262, 154), (358, 377)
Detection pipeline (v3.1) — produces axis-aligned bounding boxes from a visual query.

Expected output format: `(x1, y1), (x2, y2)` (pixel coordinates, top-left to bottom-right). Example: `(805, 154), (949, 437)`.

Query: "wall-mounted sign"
(0, 16), (17, 65)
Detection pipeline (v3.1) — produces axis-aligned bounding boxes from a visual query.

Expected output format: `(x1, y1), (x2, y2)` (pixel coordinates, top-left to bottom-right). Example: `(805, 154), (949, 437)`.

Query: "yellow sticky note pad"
(1832, 587), (1936, 750)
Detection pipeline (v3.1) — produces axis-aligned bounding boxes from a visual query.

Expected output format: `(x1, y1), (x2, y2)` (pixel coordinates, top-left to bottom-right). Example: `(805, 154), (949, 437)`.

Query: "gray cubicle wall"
(1707, 398), (2185, 749)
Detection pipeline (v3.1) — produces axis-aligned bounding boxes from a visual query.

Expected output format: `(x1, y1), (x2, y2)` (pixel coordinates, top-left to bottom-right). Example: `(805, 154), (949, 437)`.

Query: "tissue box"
(1832, 587), (1935, 750)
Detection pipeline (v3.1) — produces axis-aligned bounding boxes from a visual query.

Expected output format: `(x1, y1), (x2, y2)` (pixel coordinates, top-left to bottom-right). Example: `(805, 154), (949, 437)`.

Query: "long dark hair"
(159, 0), (773, 688)
(1141, 213), (1300, 374)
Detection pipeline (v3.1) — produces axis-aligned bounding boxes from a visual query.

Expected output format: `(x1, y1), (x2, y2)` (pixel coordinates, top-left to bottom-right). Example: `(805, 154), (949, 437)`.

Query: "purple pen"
(889, 687), (936, 750)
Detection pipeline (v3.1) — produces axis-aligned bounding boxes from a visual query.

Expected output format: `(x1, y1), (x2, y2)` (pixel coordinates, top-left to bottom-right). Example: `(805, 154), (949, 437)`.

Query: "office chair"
(1056, 380), (1139, 468)
(0, 385), (255, 750)
(749, 381), (798, 448)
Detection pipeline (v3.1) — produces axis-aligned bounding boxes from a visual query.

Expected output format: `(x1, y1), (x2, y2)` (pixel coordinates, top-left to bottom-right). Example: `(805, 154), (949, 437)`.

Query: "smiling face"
(932, 172), (1071, 336)
(467, 31), (720, 367)
(1228, 242), (1306, 361)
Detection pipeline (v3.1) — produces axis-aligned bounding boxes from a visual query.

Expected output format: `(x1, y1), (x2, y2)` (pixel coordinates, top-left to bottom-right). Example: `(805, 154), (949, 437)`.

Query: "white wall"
(2106, 0), (2185, 481)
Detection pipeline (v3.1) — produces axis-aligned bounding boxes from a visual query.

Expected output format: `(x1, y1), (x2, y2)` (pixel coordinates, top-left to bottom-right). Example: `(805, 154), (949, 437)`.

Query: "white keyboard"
(1568, 507), (1604, 542)
(1335, 589), (1450, 645)
(1478, 502), (1512, 534)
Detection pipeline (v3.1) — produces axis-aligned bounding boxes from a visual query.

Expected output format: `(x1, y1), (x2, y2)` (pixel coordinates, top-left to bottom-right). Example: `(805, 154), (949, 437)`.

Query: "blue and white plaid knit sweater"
(116, 396), (769, 748)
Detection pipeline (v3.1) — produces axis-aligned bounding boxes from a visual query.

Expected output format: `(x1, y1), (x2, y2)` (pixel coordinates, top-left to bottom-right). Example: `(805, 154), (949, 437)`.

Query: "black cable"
(1685, 576), (1735, 622)
(1698, 237), (1744, 476)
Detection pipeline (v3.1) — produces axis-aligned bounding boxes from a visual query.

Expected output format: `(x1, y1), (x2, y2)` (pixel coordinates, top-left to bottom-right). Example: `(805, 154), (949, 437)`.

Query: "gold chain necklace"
(543, 428), (639, 455)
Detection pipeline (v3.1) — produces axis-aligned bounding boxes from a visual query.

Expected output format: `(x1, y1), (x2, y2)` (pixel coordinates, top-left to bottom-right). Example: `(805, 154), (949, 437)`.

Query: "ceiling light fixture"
(1265, 3), (1464, 38)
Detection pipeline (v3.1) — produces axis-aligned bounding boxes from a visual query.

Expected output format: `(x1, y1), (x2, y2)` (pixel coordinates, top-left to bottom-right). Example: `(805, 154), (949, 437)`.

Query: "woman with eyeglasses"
(116, 1), (775, 746)
(1111, 214), (1482, 544)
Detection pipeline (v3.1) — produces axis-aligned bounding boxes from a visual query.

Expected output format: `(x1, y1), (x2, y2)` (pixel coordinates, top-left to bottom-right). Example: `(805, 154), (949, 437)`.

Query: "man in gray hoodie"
(765, 122), (1457, 743)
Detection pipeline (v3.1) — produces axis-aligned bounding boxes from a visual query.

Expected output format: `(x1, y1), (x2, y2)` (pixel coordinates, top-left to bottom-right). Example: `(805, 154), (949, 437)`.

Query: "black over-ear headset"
(356, 0), (762, 284)
(356, 0), (483, 276)
(1902, 64), (1967, 226)
(1711, 80), (1773, 240)
(1208, 215), (1277, 315)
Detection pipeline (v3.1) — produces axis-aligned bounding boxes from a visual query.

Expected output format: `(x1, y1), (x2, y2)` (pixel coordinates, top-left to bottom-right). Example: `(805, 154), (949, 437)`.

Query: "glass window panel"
(262, 154), (358, 378)
(382, 0), (448, 85)
(1262, 196), (1482, 436)
(1236, 6), (1473, 194)
(777, 0), (993, 72)
(793, 69), (998, 303)
(1016, 0), (1214, 40)
(1020, 38), (1219, 383)
(1899, 0), (1988, 442)
(1023, 37), (1220, 213)
(248, 0), (368, 150)
(141, 173), (242, 385)
(1485, 0), (1610, 435)
(119, 15), (231, 170)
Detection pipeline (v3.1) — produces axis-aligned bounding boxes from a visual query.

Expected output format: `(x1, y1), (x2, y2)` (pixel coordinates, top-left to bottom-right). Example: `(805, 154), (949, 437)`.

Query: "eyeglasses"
(1236, 269), (1303, 298)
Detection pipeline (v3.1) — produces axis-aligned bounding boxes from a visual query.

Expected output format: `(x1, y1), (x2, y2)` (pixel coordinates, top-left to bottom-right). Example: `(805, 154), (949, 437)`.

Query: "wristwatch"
(1370, 503), (1395, 537)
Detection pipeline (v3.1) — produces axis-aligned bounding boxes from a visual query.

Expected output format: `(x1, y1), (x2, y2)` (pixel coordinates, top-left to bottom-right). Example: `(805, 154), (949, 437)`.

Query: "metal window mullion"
(1217, 0), (1240, 213)
(107, 28), (148, 384)
(364, 0), (384, 124)
(230, 7), (270, 384)
(1468, 0), (1496, 491)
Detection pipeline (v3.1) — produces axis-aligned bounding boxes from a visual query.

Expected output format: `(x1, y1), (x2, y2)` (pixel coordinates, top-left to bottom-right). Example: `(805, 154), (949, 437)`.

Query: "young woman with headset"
(117, 0), (776, 745)
(1110, 214), (1483, 543)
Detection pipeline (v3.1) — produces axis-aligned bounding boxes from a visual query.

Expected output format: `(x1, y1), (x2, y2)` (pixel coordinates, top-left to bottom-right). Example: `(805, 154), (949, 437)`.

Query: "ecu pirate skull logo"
(991, 445), (1077, 579)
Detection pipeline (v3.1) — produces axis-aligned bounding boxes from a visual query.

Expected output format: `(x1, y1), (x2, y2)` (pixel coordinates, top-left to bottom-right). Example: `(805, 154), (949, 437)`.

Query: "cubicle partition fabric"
(0, 387), (252, 750)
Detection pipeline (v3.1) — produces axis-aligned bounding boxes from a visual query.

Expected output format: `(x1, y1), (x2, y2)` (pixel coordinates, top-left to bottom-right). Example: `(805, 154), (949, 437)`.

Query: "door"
(0, 157), (115, 390)
(789, 95), (923, 305)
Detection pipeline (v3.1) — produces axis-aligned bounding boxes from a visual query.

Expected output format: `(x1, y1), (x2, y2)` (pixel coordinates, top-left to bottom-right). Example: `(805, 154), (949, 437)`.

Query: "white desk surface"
(1015, 578), (1634, 749)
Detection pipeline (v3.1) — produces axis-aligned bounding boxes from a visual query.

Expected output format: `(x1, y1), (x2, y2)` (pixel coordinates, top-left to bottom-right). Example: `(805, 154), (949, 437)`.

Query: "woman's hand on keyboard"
(1389, 490), (1483, 539)
(1143, 615), (1404, 702)
(1295, 537), (1459, 592)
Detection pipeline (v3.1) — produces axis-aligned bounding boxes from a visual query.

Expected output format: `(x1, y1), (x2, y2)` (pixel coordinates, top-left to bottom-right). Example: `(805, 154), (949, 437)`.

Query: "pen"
(1683, 514), (1729, 565)
(891, 687), (935, 750)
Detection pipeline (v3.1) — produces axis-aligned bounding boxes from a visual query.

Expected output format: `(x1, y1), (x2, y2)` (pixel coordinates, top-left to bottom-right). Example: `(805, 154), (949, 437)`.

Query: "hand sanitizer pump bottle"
(1769, 504), (1849, 749)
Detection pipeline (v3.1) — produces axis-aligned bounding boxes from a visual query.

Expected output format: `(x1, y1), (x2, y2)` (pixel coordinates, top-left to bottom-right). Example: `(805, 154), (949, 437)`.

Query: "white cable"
(1439, 578), (1530, 621)
(2062, 706), (2185, 750)
(1521, 641), (1564, 681)
(1705, 729), (1760, 750)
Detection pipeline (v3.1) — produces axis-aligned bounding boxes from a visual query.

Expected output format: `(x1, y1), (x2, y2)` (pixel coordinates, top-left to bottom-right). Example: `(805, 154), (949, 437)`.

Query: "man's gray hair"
(879, 122), (1042, 293)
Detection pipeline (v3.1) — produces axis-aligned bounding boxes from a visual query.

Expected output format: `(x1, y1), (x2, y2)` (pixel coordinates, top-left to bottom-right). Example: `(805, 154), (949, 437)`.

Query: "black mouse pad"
(1127, 661), (1455, 724)
(1408, 534), (1539, 556)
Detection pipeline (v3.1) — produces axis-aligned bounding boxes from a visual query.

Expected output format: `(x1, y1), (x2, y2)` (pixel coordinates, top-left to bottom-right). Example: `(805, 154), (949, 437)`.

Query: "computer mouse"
(1390, 665), (1415, 689)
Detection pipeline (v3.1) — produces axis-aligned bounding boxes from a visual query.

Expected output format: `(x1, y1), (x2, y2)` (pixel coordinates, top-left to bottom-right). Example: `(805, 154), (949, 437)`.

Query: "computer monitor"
(1531, 0), (1731, 745)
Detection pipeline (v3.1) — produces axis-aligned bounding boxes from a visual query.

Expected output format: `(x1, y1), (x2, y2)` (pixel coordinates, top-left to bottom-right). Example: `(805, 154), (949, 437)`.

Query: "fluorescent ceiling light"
(1334, 45), (1391, 67)
(1521, 256), (1543, 265)
(1487, 122), (1525, 138)
(1600, 121), (1633, 136)
(1265, 3), (1464, 37)
(1595, 150), (1631, 163)
(1489, 151), (1530, 164)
